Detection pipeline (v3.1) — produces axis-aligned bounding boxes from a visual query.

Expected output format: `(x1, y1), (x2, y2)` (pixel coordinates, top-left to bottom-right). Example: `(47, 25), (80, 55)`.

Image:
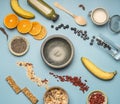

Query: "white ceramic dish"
(89, 8), (109, 25)
(41, 35), (74, 69)
(8, 35), (29, 56)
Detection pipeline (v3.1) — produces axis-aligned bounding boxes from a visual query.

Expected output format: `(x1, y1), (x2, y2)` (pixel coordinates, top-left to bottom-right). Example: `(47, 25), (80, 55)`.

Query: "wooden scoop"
(54, 2), (87, 26)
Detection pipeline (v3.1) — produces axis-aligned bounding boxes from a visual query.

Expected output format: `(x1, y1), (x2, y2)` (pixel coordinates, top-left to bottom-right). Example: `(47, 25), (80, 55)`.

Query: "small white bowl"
(89, 8), (109, 25)
(44, 86), (69, 104)
(8, 35), (29, 56)
(87, 90), (108, 104)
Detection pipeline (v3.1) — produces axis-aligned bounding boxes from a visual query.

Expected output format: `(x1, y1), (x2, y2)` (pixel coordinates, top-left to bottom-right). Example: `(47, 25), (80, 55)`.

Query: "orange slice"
(33, 25), (47, 40)
(4, 13), (19, 29)
(17, 19), (32, 34)
(29, 21), (42, 36)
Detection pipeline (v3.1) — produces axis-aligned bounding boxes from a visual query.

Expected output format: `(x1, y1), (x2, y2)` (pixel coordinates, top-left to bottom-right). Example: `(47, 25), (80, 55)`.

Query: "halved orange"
(33, 25), (47, 40)
(29, 21), (42, 36)
(17, 19), (32, 34)
(4, 13), (19, 29)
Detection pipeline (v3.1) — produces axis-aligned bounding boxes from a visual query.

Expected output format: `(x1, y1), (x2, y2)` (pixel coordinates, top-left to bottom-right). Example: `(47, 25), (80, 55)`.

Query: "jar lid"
(109, 15), (120, 33)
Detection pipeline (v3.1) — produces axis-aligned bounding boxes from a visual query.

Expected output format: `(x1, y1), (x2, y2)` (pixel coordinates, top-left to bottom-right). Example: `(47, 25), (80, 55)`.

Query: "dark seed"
(51, 25), (54, 28)
(90, 42), (93, 45)
(79, 4), (85, 11)
(86, 37), (89, 40)
(92, 36), (96, 39)
(77, 33), (80, 36)
(81, 36), (83, 38)
(60, 24), (64, 27)
(91, 39), (94, 42)
(55, 27), (59, 30)
(82, 33), (85, 36)
(83, 37), (87, 40)
(58, 25), (62, 28)
(65, 25), (69, 28)
(84, 30), (87, 34)
(79, 30), (83, 34)
(74, 31), (78, 34)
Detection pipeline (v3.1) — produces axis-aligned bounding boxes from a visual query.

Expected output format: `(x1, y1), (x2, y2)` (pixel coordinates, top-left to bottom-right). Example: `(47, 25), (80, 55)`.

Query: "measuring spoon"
(54, 2), (87, 26)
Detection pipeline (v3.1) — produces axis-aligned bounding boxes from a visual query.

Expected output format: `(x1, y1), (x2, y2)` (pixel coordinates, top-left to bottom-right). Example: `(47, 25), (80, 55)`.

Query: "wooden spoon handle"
(54, 2), (75, 17)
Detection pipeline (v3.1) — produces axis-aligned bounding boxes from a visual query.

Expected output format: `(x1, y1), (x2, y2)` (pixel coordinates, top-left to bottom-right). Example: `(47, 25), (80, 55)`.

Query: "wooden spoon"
(54, 2), (87, 26)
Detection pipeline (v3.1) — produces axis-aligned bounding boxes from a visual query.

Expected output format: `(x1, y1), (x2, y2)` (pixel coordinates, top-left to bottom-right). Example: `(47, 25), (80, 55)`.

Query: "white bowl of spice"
(44, 86), (69, 104)
(8, 35), (29, 56)
(89, 8), (109, 25)
(87, 90), (108, 104)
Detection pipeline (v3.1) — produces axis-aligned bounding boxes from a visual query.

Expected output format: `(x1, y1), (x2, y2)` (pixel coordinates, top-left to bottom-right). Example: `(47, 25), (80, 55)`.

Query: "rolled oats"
(17, 62), (49, 89)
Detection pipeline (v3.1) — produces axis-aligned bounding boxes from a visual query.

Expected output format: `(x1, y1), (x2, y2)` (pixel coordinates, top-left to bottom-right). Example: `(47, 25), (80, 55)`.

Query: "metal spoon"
(54, 2), (87, 26)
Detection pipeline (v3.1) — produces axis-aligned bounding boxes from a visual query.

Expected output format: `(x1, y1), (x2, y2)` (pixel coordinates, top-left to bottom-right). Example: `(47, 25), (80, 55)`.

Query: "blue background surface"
(0, 0), (120, 104)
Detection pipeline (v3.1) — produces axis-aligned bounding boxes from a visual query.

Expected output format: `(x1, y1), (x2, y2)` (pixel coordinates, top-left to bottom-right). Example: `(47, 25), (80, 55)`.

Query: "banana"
(81, 57), (117, 80)
(10, 0), (35, 19)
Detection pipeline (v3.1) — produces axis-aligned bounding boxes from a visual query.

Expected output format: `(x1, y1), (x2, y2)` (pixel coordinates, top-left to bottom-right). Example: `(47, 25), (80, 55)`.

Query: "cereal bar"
(6, 76), (21, 94)
(22, 87), (38, 104)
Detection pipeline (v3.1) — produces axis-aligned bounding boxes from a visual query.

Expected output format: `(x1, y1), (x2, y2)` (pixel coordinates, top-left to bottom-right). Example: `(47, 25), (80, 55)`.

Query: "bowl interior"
(41, 35), (74, 68)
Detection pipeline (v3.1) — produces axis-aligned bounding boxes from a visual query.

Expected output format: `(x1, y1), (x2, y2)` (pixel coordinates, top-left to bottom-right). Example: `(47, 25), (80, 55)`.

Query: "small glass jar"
(109, 15), (120, 33)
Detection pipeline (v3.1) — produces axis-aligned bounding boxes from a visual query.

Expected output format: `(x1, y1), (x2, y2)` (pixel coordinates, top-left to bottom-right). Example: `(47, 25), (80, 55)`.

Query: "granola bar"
(6, 76), (21, 94)
(22, 87), (38, 104)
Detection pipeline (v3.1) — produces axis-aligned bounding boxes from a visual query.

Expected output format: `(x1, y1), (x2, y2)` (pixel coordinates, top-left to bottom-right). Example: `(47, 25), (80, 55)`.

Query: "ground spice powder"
(49, 72), (89, 93)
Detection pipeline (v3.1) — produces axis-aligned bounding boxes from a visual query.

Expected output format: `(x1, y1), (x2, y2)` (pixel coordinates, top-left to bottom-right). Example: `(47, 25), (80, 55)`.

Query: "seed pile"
(49, 72), (89, 93)
(17, 62), (49, 89)
(11, 38), (27, 53)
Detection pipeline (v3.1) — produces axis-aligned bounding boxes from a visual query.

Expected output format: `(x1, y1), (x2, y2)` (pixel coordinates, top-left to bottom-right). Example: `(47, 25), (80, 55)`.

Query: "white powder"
(93, 9), (107, 23)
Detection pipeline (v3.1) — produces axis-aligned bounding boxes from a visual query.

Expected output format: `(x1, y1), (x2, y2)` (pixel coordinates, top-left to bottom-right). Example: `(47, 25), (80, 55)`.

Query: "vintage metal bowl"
(41, 35), (74, 69)
(43, 86), (69, 104)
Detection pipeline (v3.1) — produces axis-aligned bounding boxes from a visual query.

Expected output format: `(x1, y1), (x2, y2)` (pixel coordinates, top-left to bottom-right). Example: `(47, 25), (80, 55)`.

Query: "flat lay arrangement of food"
(0, 0), (120, 104)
